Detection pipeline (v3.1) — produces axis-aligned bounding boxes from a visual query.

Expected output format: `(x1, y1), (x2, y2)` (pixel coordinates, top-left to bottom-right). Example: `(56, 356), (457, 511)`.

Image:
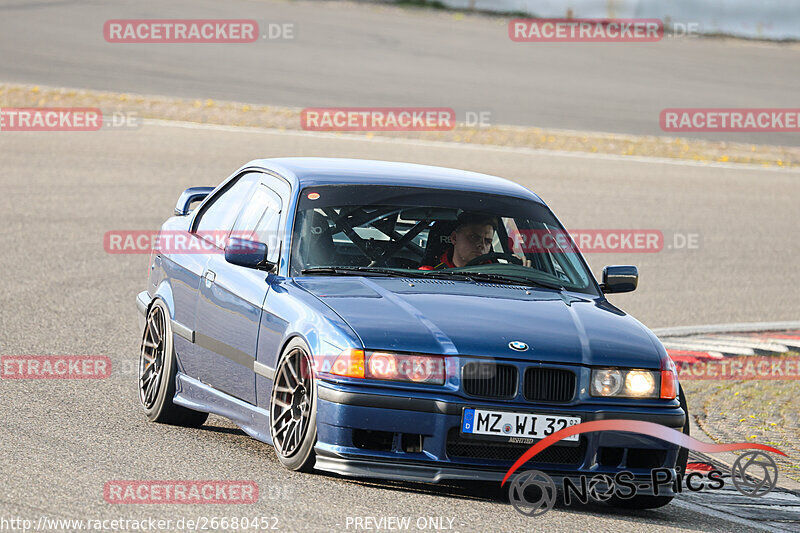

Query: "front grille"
(462, 362), (517, 399)
(523, 368), (576, 403)
(446, 428), (585, 464)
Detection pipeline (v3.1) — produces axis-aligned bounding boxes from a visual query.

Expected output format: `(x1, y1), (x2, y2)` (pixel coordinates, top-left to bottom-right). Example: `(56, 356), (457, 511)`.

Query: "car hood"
(294, 277), (662, 368)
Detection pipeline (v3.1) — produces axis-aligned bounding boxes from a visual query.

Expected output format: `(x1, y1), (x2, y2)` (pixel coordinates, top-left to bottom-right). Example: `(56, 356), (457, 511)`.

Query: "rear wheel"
(270, 339), (317, 472)
(139, 299), (208, 427)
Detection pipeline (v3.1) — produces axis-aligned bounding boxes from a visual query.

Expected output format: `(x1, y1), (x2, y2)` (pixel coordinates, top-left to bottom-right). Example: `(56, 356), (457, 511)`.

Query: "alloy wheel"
(271, 348), (313, 457)
(139, 304), (166, 409)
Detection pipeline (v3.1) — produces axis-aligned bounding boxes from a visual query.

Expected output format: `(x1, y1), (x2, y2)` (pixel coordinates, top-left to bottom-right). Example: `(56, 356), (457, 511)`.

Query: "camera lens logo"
(508, 470), (556, 517)
(731, 450), (779, 497)
(586, 474), (615, 502)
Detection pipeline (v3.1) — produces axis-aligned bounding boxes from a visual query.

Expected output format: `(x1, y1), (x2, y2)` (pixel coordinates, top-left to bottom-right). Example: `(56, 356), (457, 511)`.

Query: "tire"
(139, 299), (208, 427)
(676, 383), (690, 475)
(269, 338), (317, 472)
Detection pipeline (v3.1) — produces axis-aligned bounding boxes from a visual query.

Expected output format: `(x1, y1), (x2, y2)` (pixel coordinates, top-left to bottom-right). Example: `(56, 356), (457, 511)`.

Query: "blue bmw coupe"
(136, 158), (688, 507)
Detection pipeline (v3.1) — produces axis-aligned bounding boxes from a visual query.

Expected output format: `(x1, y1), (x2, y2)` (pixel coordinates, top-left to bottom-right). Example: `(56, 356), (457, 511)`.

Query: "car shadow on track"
(319, 474), (508, 504)
(198, 424), (247, 436)
(321, 474), (687, 525)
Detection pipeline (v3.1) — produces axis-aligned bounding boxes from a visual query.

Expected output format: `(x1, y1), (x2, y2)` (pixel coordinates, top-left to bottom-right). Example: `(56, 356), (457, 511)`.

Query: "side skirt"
(174, 372), (273, 445)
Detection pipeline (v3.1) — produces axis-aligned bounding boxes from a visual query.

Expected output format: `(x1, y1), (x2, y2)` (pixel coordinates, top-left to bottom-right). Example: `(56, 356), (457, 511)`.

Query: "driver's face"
(450, 223), (494, 267)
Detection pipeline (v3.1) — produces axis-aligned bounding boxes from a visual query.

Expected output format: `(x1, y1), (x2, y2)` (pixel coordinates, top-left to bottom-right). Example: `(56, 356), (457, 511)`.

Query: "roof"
(242, 157), (544, 204)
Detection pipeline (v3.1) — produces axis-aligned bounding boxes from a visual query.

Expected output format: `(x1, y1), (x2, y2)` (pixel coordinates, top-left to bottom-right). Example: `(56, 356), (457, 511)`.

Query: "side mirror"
(224, 238), (275, 271)
(601, 265), (638, 293)
(175, 187), (215, 216)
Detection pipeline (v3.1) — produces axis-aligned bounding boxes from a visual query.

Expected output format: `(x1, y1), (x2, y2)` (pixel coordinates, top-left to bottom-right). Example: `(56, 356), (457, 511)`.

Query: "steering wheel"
(463, 251), (524, 267)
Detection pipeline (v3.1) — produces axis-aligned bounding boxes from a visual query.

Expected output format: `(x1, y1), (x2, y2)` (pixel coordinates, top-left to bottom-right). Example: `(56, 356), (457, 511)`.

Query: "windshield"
(289, 185), (598, 295)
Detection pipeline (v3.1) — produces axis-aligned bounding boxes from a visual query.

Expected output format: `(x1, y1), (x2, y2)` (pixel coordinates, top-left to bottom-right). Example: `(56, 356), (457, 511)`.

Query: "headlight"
(591, 368), (660, 398)
(329, 349), (446, 385)
(625, 370), (657, 396)
(591, 368), (624, 396)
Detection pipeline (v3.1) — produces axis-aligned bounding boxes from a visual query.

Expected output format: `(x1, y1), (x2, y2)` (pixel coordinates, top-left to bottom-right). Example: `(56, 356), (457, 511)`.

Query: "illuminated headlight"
(591, 368), (660, 398)
(367, 352), (446, 384)
(625, 370), (657, 396)
(330, 349), (446, 385)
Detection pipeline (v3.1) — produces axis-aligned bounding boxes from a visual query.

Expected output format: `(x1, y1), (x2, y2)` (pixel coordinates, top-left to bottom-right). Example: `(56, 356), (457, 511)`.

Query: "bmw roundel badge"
(509, 341), (528, 351)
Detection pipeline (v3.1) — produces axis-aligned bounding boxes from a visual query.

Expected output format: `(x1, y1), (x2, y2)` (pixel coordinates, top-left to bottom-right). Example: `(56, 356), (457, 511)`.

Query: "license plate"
(461, 408), (581, 441)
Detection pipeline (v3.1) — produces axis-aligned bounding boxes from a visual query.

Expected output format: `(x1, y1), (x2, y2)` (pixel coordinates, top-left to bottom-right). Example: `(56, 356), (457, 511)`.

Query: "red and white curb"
(654, 321), (800, 359)
(654, 322), (800, 530)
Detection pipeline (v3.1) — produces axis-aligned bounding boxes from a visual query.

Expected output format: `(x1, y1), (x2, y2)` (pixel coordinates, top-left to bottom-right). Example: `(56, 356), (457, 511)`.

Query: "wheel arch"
(152, 280), (176, 320)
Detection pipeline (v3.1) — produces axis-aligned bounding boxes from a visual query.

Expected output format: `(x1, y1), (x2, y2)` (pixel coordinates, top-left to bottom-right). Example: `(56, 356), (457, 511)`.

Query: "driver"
(420, 213), (497, 270)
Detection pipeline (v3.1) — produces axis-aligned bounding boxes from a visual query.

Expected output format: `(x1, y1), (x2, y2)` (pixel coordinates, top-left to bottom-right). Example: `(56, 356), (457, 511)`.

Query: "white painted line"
(662, 341), (755, 355)
(142, 118), (800, 174)
(672, 498), (790, 532)
(653, 321), (800, 337)
(765, 337), (800, 349)
(695, 336), (790, 353)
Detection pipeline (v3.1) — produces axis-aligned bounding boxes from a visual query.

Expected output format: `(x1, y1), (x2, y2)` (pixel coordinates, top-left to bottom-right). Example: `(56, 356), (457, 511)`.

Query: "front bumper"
(314, 383), (685, 493)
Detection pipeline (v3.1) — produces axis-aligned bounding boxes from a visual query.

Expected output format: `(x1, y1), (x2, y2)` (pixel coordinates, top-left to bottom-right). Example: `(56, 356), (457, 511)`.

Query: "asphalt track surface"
(1, 122), (799, 532)
(1, 0), (800, 146)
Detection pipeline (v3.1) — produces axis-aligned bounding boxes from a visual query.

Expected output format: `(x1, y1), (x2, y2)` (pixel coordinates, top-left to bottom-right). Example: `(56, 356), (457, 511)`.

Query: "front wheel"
(269, 338), (317, 472)
(139, 299), (208, 427)
(676, 383), (690, 475)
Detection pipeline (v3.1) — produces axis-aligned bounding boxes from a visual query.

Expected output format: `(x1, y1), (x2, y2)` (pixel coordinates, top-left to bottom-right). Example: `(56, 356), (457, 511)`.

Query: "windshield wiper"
(301, 266), (410, 277)
(413, 270), (475, 282)
(302, 267), (482, 283)
(457, 271), (565, 291)
(300, 267), (564, 290)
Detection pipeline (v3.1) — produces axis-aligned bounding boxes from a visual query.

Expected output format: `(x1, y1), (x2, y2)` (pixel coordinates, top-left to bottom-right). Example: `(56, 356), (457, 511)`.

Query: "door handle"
(203, 270), (216, 287)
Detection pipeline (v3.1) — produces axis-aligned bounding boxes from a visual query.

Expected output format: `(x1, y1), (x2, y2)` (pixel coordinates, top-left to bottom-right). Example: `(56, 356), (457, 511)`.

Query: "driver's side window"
(230, 185), (283, 263)
(194, 173), (260, 247)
